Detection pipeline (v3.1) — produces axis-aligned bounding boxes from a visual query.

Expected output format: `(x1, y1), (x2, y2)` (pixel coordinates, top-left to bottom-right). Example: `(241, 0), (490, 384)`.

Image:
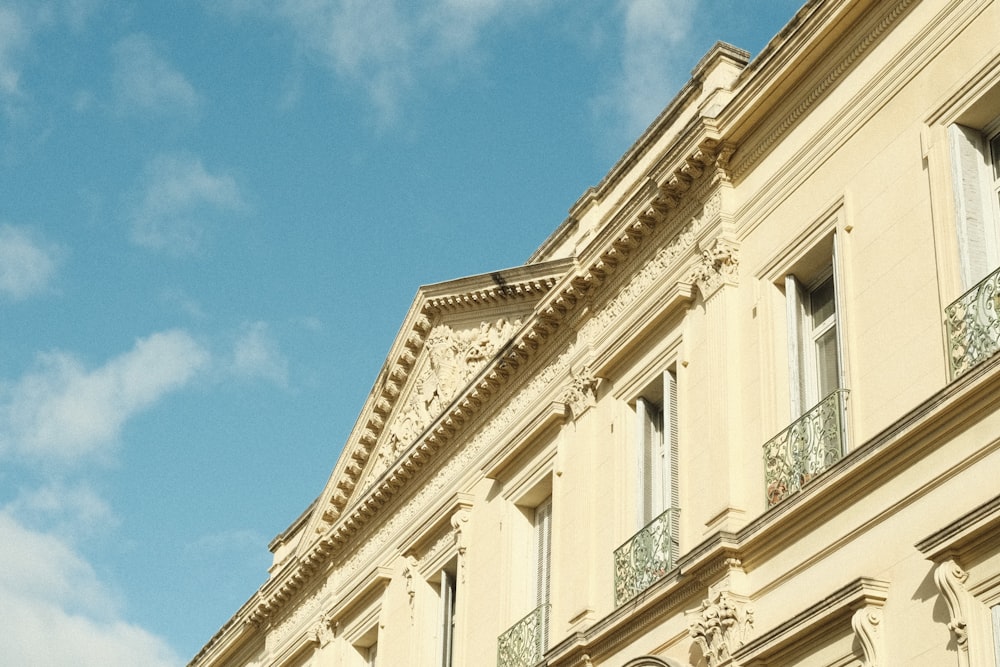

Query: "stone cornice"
(916, 493), (1000, 562)
(730, 0), (917, 180)
(225, 138), (735, 641)
(732, 577), (889, 665)
(309, 260), (571, 536)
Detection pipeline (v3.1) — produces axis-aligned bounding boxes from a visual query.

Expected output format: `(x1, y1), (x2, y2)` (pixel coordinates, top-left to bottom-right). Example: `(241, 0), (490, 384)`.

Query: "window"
(761, 230), (850, 506)
(785, 269), (842, 415)
(782, 230), (845, 419)
(351, 625), (379, 667)
(438, 564), (457, 667)
(949, 120), (1000, 289)
(635, 369), (679, 530)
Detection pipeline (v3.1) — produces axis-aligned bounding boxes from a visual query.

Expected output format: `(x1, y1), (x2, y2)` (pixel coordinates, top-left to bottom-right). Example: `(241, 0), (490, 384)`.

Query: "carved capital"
(402, 555), (419, 616)
(851, 606), (884, 667)
(561, 366), (599, 419)
(934, 559), (971, 659)
(688, 590), (754, 666)
(689, 238), (740, 300)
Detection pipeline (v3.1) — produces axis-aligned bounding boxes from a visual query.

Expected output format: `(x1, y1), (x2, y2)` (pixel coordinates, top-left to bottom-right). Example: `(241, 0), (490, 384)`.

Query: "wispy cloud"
(218, 0), (540, 125)
(0, 5), (30, 106)
(112, 33), (200, 116)
(0, 509), (181, 667)
(595, 0), (697, 142)
(0, 329), (210, 464)
(128, 152), (248, 255)
(0, 2), (103, 116)
(0, 224), (59, 301)
(6, 481), (119, 539)
(231, 321), (289, 387)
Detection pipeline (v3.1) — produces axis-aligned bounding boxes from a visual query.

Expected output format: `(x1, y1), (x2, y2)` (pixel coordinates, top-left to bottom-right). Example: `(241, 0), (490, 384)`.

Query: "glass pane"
(810, 276), (836, 329)
(815, 326), (840, 398)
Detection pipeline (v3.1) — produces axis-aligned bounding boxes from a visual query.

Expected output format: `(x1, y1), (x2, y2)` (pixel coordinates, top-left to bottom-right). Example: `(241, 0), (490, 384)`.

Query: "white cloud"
(128, 152), (247, 255)
(0, 5), (30, 115)
(112, 33), (200, 116)
(6, 481), (118, 538)
(0, 510), (181, 667)
(231, 321), (289, 386)
(0, 329), (210, 464)
(595, 0), (697, 141)
(220, 0), (540, 124)
(0, 224), (59, 301)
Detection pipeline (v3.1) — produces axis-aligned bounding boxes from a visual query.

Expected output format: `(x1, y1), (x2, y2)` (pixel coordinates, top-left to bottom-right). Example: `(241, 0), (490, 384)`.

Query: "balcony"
(496, 604), (548, 667)
(945, 266), (1000, 379)
(613, 508), (678, 607)
(763, 389), (849, 508)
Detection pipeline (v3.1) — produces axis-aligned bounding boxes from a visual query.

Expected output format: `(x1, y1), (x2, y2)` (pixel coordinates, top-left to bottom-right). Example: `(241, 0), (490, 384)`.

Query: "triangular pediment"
(298, 259), (574, 549)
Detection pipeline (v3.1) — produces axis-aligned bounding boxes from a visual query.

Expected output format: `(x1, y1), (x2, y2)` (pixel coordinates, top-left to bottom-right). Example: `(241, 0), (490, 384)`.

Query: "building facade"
(190, 0), (1000, 665)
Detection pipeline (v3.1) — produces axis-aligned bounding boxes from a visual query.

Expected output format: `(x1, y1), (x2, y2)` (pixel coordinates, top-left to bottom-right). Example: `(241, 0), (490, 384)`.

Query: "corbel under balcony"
(731, 577), (889, 667)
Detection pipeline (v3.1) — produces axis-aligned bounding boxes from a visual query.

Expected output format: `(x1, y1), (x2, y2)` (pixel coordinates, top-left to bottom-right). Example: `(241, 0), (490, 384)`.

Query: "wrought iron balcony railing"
(763, 389), (849, 508)
(945, 265), (1000, 379)
(496, 604), (548, 667)
(613, 507), (678, 607)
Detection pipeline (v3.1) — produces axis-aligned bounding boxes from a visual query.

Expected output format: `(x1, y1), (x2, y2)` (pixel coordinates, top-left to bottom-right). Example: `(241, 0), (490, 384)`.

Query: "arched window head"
(621, 657), (684, 667)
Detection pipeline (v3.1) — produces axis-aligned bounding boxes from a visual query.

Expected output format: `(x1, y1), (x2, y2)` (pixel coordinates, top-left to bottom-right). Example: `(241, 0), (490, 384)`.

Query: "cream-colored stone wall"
(190, 1), (1000, 666)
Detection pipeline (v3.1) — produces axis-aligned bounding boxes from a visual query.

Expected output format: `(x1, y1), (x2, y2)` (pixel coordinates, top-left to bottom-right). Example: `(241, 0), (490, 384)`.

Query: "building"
(189, 0), (1000, 665)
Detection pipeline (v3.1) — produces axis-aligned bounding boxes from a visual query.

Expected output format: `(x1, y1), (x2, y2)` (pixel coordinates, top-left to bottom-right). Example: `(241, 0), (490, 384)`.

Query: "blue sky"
(0, 1), (802, 663)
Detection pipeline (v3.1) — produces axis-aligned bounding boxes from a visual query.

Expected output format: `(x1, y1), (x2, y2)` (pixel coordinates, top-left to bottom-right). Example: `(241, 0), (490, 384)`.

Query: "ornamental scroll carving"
(365, 318), (521, 485)
(934, 559), (971, 666)
(561, 367), (598, 419)
(851, 605), (884, 667)
(688, 591), (754, 666)
(689, 238), (739, 301)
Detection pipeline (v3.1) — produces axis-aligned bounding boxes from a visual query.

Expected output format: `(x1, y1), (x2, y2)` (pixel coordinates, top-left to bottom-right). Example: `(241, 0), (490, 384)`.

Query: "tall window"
(785, 245), (843, 418)
(635, 370), (679, 530)
(439, 566), (457, 667)
(949, 122), (1000, 288)
(533, 497), (552, 651)
(365, 642), (378, 667)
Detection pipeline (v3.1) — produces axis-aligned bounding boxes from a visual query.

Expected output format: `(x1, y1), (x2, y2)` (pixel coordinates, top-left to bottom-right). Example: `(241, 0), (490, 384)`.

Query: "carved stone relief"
(934, 559), (972, 667)
(364, 318), (521, 487)
(689, 237), (739, 301)
(688, 591), (754, 666)
(339, 344), (575, 581)
(851, 605), (884, 667)
(561, 366), (598, 419)
(579, 191), (721, 346)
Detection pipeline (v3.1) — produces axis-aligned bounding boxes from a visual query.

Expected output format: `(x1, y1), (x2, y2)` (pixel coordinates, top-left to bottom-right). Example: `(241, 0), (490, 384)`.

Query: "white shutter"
(636, 397), (655, 525)
(950, 123), (999, 287)
(663, 370), (680, 553)
(534, 498), (552, 653)
(440, 569), (455, 667)
(785, 274), (806, 417)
